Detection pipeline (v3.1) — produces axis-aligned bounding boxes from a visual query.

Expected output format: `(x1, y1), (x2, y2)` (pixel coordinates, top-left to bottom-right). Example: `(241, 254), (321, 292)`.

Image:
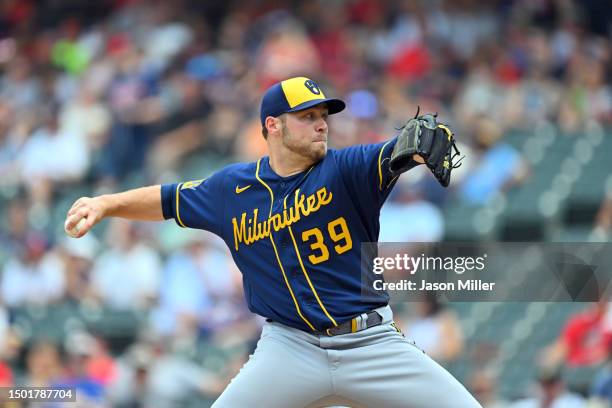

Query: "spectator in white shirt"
(91, 219), (161, 310)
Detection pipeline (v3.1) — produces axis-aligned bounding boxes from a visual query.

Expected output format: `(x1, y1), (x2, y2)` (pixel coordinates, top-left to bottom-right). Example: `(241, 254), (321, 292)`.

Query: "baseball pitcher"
(65, 77), (478, 407)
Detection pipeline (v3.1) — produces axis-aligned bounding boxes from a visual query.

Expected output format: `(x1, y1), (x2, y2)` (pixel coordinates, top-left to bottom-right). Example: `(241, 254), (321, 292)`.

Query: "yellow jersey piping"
(176, 183), (186, 227)
(378, 140), (393, 191)
(284, 195), (338, 327)
(255, 159), (316, 331)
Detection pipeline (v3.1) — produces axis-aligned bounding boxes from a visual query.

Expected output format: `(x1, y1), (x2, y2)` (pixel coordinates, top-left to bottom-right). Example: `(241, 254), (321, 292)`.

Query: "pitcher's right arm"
(64, 185), (164, 238)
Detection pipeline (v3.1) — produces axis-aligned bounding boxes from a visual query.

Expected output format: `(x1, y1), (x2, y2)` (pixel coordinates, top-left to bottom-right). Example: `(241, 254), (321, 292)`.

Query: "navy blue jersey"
(161, 137), (399, 332)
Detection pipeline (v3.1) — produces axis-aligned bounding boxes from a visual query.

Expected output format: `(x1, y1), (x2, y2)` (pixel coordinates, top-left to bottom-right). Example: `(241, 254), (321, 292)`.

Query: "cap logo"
(304, 79), (321, 95)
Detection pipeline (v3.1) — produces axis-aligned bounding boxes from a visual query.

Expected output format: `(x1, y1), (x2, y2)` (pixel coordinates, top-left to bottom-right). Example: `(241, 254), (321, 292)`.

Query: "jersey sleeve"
(333, 137), (400, 210)
(161, 170), (226, 237)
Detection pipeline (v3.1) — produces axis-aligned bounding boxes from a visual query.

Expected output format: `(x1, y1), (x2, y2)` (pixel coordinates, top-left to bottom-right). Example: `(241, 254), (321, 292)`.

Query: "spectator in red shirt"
(0, 361), (13, 386)
(543, 300), (612, 367)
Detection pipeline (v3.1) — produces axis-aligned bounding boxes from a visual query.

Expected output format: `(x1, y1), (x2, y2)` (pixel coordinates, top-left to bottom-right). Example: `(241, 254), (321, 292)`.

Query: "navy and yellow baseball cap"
(260, 77), (345, 126)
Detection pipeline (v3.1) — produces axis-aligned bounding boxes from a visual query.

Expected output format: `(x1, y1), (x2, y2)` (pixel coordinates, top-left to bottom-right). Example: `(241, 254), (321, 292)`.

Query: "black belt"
(316, 310), (383, 336)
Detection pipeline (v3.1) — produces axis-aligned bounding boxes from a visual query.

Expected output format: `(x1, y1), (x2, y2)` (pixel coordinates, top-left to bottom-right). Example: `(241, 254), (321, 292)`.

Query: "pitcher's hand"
(64, 196), (107, 238)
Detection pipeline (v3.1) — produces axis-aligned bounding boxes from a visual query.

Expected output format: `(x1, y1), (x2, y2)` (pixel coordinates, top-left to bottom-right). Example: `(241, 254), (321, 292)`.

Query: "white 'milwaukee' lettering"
(232, 187), (333, 251)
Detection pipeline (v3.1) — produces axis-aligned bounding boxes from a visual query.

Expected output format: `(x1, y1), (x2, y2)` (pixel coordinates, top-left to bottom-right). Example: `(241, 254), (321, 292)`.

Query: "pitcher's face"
(281, 105), (329, 162)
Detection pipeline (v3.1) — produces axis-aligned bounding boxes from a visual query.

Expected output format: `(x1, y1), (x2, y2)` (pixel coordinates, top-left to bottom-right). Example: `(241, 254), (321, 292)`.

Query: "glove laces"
(449, 139), (465, 169)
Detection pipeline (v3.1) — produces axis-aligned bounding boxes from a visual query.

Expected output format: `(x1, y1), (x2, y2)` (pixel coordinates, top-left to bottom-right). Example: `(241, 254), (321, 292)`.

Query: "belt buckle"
(323, 312), (376, 337)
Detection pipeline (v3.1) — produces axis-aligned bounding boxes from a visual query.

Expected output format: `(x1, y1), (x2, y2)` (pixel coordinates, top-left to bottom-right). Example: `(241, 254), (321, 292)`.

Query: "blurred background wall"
(0, 0), (611, 406)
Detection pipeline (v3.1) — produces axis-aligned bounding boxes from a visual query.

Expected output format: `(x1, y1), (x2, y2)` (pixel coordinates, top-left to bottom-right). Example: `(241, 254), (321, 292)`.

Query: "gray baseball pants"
(212, 305), (481, 408)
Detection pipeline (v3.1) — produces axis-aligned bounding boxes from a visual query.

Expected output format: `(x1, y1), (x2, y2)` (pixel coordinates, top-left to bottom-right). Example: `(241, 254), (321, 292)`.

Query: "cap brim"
(286, 98), (346, 115)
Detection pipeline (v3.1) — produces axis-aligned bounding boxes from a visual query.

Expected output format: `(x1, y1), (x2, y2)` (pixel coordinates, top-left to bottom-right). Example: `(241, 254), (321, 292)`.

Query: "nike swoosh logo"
(235, 185), (252, 194)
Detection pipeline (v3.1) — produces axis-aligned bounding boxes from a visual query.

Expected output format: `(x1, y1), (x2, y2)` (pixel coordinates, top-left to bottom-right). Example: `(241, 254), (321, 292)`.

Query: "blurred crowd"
(0, 0), (611, 406)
